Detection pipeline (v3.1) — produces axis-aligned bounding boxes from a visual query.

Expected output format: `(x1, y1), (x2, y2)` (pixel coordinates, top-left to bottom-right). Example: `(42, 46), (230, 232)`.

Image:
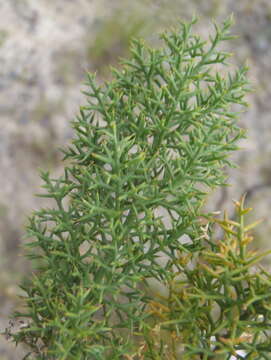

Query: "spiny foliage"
(7, 17), (270, 360)
(143, 197), (271, 359)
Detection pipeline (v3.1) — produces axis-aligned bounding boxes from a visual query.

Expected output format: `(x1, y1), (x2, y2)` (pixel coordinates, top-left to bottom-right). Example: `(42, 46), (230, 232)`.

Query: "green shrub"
(6, 17), (271, 359)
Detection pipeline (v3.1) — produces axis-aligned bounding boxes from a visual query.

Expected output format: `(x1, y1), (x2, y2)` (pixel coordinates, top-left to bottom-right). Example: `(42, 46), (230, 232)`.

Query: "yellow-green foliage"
(141, 196), (271, 359)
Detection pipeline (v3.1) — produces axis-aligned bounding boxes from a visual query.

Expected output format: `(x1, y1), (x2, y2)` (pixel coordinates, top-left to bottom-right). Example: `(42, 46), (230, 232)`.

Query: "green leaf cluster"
(6, 17), (270, 360)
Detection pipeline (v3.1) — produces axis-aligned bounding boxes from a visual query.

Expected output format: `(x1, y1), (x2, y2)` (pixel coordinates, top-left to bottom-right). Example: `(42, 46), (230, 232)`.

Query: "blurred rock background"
(1, 0), (271, 358)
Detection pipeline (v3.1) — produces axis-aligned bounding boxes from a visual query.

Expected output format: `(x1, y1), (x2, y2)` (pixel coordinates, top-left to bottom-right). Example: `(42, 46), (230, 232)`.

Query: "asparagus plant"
(6, 17), (271, 359)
